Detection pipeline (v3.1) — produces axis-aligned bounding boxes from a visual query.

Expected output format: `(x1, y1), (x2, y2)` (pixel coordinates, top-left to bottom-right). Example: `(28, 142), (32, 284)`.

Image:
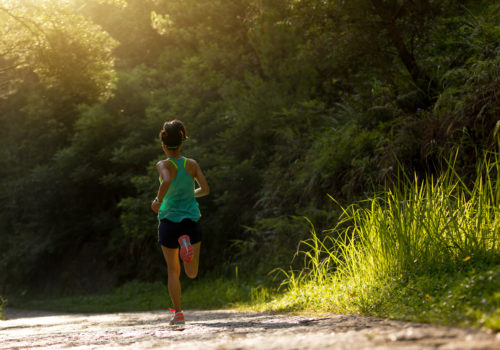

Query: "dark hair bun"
(159, 120), (188, 149)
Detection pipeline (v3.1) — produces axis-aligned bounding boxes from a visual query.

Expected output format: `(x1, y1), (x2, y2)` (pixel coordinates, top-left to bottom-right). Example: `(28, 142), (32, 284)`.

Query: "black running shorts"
(158, 218), (202, 249)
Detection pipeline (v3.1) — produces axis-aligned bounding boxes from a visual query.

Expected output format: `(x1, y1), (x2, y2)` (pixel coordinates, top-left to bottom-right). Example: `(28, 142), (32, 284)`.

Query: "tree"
(0, 0), (120, 102)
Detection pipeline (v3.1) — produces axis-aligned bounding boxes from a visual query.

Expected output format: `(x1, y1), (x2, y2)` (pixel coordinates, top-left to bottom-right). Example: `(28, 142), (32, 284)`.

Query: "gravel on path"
(1, 308), (499, 349)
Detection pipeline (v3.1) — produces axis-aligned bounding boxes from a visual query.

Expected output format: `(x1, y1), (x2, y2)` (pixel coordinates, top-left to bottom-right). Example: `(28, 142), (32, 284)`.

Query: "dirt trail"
(1, 308), (499, 349)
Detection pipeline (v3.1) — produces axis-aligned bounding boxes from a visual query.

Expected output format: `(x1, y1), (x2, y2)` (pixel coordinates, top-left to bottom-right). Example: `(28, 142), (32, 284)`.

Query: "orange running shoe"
(178, 235), (193, 263)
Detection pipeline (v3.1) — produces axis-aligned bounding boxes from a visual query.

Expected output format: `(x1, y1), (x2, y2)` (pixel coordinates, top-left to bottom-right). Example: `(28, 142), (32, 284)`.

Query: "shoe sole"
(178, 235), (193, 263)
(169, 322), (185, 328)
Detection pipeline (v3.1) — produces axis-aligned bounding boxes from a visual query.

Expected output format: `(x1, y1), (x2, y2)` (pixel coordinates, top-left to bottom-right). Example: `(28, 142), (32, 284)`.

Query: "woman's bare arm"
(151, 160), (172, 213)
(193, 161), (209, 198)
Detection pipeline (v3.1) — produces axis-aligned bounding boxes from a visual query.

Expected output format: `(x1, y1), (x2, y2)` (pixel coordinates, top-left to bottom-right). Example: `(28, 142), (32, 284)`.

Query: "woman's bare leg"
(161, 246), (182, 312)
(183, 242), (201, 279)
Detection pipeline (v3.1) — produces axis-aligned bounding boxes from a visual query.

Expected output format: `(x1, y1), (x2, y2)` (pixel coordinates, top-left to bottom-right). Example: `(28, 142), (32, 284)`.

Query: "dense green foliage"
(0, 0), (499, 311)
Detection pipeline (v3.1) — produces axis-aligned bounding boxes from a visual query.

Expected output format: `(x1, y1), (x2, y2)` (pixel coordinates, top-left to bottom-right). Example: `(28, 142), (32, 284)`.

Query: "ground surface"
(1, 308), (499, 349)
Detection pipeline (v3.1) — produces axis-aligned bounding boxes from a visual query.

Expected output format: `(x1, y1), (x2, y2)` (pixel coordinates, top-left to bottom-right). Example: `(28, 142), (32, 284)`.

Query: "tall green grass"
(336, 156), (499, 279)
(262, 155), (500, 329)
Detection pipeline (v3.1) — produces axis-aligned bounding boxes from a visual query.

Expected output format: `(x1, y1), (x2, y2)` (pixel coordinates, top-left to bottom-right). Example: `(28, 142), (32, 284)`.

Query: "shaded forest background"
(0, 0), (499, 295)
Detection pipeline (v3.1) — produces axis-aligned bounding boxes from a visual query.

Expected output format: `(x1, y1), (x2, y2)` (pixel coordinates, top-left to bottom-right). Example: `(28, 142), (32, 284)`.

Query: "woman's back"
(158, 157), (200, 223)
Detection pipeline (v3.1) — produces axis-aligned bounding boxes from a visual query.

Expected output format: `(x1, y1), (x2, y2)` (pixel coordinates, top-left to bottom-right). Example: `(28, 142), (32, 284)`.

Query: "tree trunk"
(370, 0), (437, 103)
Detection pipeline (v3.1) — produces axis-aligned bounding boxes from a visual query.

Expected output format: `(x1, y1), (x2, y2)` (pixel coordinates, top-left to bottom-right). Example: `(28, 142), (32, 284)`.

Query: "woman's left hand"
(151, 200), (161, 213)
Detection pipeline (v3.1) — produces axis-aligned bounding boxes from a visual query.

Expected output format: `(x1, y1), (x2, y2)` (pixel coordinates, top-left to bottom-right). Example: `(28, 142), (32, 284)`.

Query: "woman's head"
(159, 119), (188, 150)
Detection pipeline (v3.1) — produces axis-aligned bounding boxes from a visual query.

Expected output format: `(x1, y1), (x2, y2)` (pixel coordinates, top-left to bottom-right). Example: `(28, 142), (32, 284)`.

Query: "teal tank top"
(158, 157), (201, 223)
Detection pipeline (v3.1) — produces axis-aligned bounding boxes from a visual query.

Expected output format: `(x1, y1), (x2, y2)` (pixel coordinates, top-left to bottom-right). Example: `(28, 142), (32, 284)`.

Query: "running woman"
(151, 119), (210, 326)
